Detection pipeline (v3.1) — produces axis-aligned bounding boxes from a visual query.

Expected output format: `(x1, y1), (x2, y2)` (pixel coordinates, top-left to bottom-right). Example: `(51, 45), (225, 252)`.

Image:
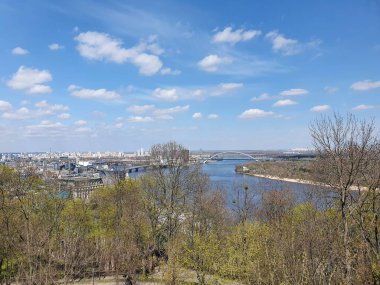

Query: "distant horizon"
(0, 147), (314, 154)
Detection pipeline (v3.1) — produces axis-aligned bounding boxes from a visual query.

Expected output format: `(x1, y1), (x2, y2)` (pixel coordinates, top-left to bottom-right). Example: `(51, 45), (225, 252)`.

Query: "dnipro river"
(202, 159), (330, 206)
(131, 159), (331, 207)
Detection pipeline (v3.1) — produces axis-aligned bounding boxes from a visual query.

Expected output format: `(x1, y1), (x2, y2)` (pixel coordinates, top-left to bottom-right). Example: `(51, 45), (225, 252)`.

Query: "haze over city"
(1, 0), (379, 151)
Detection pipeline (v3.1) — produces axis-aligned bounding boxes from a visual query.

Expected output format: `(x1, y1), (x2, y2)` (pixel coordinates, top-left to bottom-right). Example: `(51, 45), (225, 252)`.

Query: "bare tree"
(148, 141), (189, 242)
(310, 113), (377, 284)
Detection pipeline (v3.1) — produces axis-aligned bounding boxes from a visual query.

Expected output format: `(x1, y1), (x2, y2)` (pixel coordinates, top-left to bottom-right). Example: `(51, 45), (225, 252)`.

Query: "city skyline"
(1, 0), (379, 151)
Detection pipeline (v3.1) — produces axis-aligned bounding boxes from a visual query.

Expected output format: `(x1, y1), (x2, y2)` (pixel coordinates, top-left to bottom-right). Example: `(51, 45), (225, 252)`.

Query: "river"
(129, 159), (331, 207)
(202, 159), (331, 207)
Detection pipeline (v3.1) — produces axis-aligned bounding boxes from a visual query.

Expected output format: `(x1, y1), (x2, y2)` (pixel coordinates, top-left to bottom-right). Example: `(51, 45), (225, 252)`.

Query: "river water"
(202, 160), (331, 206)
(129, 159), (331, 207)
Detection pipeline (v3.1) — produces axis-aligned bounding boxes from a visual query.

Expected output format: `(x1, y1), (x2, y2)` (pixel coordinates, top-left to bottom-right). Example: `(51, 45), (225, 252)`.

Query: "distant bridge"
(203, 151), (256, 163)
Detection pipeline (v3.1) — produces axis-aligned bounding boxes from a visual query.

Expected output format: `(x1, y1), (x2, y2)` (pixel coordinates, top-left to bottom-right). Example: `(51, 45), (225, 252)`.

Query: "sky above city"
(1, 0), (380, 152)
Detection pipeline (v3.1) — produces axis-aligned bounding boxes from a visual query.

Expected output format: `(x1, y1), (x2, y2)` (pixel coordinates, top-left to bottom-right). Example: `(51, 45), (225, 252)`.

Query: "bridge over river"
(203, 151), (261, 164)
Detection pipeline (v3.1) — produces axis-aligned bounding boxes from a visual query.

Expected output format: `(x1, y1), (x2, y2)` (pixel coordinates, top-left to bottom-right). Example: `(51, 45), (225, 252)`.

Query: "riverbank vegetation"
(236, 160), (315, 182)
(1, 114), (379, 285)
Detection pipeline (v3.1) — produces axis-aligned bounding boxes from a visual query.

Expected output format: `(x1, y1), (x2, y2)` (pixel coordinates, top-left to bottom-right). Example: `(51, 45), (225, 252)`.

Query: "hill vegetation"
(236, 160), (315, 182)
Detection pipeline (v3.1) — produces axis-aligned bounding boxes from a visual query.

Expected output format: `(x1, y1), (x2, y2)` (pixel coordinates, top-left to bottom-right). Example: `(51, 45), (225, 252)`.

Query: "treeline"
(0, 114), (379, 285)
(237, 160), (314, 182)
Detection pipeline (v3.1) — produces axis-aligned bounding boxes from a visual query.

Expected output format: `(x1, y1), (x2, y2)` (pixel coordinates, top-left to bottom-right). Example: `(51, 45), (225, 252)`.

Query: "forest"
(1, 114), (379, 285)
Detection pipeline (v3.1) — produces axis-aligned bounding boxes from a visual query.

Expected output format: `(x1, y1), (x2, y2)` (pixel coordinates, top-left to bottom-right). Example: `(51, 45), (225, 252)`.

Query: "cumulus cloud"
(266, 31), (320, 56)
(208, 114), (219, 119)
(273, 99), (298, 107)
(239, 108), (274, 119)
(266, 31), (300, 55)
(74, 120), (87, 126)
(127, 104), (155, 114)
(153, 88), (178, 101)
(24, 121), (66, 137)
(212, 82), (243, 96)
(280, 88), (309, 96)
(192, 112), (202, 120)
(198, 54), (232, 72)
(58, 113), (71, 119)
(213, 27), (261, 44)
(12, 47), (29, 55)
(160, 68), (181, 75)
(1, 101), (69, 120)
(127, 116), (154, 123)
(153, 105), (189, 116)
(350, 80), (380, 91)
(49, 43), (64, 50)
(68, 85), (121, 101)
(0, 100), (12, 111)
(352, 104), (376, 111)
(75, 31), (163, 75)
(7, 66), (52, 94)
(251, 93), (276, 102)
(310, 105), (330, 112)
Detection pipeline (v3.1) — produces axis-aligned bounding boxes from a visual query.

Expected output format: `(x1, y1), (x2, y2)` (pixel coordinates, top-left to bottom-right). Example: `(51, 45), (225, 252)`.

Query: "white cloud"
(153, 88), (178, 101)
(0, 100), (12, 111)
(193, 89), (205, 97)
(127, 104), (155, 114)
(58, 113), (71, 119)
(239, 108), (274, 119)
(251, 93), (275, 102)
(127, 116), (154, 123)
(160, 68), (181, 75)
(220, 83), (243, 91)
(153, 105), (189, 115)
(133, 53), (163, 76)
(212, 82), (243, 96)
(352, 104), (376, 111)
(350, 80), (380, 91)
(75, 31), (163, 75)
(12, 47), (29, 55)
(208, 114), (219, 119)
(212, 27), (261, 44)
(266, 31), (320, 56)
(324, 86), (339, 93)
(198, 54), (232, 72)
(35, 100), (49, 108)
(280, 88), (309, 96)
(192, 112), (202, 120)
(49, 43), (64, 50)
(273, 99), (298, 107)
(7, 66), (52, 94)
(2, 107), (32, 120)
(266, 31), (300, 55)
(24, 121), (66, 137)
(2, 101), (69, 120)
(69, 85), (121, 100)
(310, 105), (330, 112)
(74, 120), (87, 126)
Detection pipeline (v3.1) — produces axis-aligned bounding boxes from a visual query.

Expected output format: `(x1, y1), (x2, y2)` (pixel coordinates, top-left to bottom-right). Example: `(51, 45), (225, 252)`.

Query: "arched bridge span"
(203, 151), (256, 163)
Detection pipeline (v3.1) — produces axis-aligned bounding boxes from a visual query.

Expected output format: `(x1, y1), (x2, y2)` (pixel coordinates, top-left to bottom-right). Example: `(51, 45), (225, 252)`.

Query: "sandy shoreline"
(239, 171), (324, 187)
(239, 171), (370, 191)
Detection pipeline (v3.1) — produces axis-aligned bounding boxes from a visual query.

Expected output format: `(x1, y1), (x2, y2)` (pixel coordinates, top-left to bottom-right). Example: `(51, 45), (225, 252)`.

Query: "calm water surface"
(131, 159), (330, 206)
(202, 160), (330, 206)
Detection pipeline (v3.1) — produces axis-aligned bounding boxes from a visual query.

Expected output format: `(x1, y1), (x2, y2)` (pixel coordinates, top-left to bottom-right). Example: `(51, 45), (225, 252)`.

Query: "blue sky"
(0, 0), (379, 152)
